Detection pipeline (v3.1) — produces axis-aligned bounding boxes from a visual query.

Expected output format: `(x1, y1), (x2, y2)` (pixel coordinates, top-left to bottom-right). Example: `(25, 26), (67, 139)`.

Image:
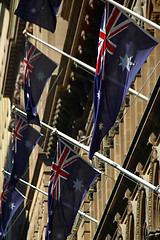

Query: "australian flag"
(88, 2), (159, 159)
(15, 0), (62, 33)
(8, 113), (41, 190)
(0, 178), (25, 239)
(45, 139), (100, 240)
(23, 40), (57, 125)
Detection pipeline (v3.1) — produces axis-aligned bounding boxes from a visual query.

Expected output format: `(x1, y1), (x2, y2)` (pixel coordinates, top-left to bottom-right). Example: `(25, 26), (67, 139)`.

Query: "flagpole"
(2, 168), (98, 224)
(23, 30), (149, 102)
(51, 128), (160, 195)
(106, 0), (160, 32)
(23, 29), (95, 73)
(1, 169), (48, 196)
(13, 106), (160, 195)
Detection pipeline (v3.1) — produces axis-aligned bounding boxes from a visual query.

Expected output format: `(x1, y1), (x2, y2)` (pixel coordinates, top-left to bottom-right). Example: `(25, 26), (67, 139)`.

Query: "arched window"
(152, 161), (159, 231)
(138, 189), (146, 240)
(128, 213), (134, 240)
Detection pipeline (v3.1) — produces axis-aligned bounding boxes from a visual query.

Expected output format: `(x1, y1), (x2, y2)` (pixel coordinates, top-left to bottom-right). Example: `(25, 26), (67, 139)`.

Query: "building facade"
(0, 2), (13, 199)
(0, 0), (160, 239)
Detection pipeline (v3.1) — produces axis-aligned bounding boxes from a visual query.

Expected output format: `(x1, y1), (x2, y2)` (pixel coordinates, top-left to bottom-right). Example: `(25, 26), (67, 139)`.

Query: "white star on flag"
(119, 54), (135, 72)
(97, 90), (101, 100)
(99, 122), (104, 130)
(73, 178), (84, 192)
(27, 93), (30, 99)
(37, 71), (45, 81)
(25, 140), (32, 149)
(31, 8), (37, 13)
(13, 175), (18, 180)
(9, 202), (15, 210)
(57, 233), (63, 239)
(49, 209), (53, 215)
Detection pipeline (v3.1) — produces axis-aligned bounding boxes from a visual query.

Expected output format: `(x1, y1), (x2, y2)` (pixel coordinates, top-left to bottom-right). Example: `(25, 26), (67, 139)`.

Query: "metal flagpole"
(13, 106), (160, 195)
(106, 0), (160, 31)
(23, 30), (95, 73)
(23, 30), (149, 102)
(1, 169), (48, 196)
(2, 168), (98, 224)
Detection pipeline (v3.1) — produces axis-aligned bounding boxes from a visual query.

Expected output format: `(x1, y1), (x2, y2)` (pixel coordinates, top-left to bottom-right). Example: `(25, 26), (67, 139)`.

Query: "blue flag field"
(89, 2), (159, 159)
(45, 139), (100, 240)
(15, 0), (62, 33)
(0, 178), (25, 239)
(8, 113), (41, 190)
(23, 40), (57, 125)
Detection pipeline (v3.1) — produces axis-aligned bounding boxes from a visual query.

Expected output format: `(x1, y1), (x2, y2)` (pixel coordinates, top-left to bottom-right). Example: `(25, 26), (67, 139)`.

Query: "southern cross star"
(27, 93), (30, 99)
(13, 175), (18, 180)
(37, 71), (45, 81)
(57, 233), (63, 239)
(119, 54), (135, 72)
(97, 90), (101, 100)
(31, 8), (37, 13)
(0, 232), (5, 238)
(99, 122), (104, 130)
(25, 140), (32, 149)
(49, 209), (53, 215)
(73, 178), (84, 192)
(9, 202), (15, 210)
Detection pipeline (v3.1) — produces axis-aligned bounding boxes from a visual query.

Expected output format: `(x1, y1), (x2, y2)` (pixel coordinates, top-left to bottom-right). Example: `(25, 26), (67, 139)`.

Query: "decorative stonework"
(124, 189), (132, 201)
(8, 61), (24, 132)
(103, 146), (110, 158)
(88, 182), (97, 201)
(115, 212), (124, 239)
(148, 133), (157, 146)
(151, 12), (160, 24)
(136, 188), (141, 239)
(125, 212), (134, 240)
(116, 224), (123, 239)
(147, 0), (160, 25)
(116, 104), (125, 123)
(115, 212), (121, 223)
(98, 159), (105, 172)
(106, 135), (114, 149)
(125, 216), (129, 240)
(136, 187), (148, 239)
(124, 94), (130, 108)
(113, 121), (119, 135)
(148, 161), (154, 231)
(8, 22), (32, 133)
(148, 147), (160, 234)
(127, 201), (133, 214)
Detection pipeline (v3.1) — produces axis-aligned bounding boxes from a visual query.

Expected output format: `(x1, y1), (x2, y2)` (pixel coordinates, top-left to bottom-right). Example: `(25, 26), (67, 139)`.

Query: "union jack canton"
(23, 40), (57, 125)
(12, 114), (28, 153)
(89, 2), (158, 160)
(49, 140), (78, 201)
(8, 113), (42, 191)
(96, 2), (131, 77)
(24, 42), (41, 86)
(0, 181), (9, 214)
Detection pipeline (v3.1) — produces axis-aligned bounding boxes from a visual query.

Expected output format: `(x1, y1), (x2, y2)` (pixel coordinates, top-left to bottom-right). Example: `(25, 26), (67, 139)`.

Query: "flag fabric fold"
(0, 178), (25, 239)
(88, 2), (159, 159)
(8, 113), (41, 190)
(23, 40), (57, 125)
(15, 0), (62, 33)
(45, 139), (100, 240)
